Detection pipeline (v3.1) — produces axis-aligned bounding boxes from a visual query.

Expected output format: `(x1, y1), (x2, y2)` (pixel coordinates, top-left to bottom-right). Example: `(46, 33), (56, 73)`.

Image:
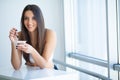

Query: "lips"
(27, 25), (33, 29)
(28, 27), (32, 28)
(27, 25), (33, 28)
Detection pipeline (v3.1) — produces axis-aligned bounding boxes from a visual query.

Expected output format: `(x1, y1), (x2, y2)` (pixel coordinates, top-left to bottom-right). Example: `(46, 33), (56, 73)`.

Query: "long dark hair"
(20, 4), (46, 62)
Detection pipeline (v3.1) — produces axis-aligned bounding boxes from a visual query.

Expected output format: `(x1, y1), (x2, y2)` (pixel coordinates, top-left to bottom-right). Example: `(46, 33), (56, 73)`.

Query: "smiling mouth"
(27, 26), (33, 29)
(27, 26), (32, 28)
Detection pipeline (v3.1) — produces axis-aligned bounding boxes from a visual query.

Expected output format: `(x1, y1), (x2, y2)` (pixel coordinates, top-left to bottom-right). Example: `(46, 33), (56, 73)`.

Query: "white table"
(0, 66), (79, 80)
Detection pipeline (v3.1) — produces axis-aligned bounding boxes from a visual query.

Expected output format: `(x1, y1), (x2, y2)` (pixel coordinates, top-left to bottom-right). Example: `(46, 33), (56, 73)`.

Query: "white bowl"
(17, 41), (26, 45)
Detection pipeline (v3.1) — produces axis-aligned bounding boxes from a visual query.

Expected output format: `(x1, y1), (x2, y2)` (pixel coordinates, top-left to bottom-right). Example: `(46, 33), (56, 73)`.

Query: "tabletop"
(0, 65), (79, 80)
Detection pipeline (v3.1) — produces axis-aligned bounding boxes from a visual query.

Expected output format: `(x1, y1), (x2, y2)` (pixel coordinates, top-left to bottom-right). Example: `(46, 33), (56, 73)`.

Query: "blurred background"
(0, 0), (120, 80)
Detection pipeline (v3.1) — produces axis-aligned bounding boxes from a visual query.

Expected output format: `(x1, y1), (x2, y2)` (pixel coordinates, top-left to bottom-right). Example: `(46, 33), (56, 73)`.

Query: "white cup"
(17, 41), (26, 45)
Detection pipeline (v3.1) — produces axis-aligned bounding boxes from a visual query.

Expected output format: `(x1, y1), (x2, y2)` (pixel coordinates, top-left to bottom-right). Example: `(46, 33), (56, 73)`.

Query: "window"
(64, 0), (119, 80)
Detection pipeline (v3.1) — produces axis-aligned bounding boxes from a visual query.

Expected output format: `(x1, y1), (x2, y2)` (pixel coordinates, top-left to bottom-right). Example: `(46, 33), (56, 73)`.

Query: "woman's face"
(24, 10), (37, 32)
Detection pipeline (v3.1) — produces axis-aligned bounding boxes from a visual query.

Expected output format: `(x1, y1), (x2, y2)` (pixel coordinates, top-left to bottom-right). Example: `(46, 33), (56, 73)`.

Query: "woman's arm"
(9, 28), (22, 70)
(31, 29), (57, 68)
(11, 42), (22, 70)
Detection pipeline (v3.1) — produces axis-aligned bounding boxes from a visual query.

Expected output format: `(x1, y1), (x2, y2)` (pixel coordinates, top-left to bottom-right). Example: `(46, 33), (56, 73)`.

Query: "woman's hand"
(16, 43), (34, 54)
(9, 28), (18, 42)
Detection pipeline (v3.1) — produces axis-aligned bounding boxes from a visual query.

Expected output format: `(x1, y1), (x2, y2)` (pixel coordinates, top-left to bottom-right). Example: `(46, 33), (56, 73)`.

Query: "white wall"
(0, 0), (65, 69)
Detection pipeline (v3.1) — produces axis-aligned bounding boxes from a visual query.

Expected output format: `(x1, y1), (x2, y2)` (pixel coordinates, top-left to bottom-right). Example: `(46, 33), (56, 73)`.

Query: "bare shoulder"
(45, 29), (57, 41)
(46, 28), (56, 34)
(46, 29), (56, 37)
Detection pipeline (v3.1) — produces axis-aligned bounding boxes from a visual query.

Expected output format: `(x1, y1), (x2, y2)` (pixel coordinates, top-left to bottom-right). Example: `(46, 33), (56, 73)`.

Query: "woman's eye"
(24, 16), (36, 21)
(32, 16), (36, 20)
(24, 17), (28, 20)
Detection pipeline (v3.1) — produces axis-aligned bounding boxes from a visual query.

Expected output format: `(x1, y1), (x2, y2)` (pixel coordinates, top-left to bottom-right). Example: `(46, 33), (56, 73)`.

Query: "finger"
(9, 31), (15, 35)
(9, 33), (15, 38)
(22, 47), (28, 51)
(22, 44), (28, 50)
(9, 31), (18, 39)
(9, 30), (16, 36)
(10, 28), (17, 32)
(12, 28), (17, 31)
(24, 44), (28, 47)
(16, 45), (24, 50)
(17, 43), (27, 48)
(20, 46), (28, 52)
(9, 32), (18, 37)
(22, 44), (28, 49)
(10, 28), (17, 33)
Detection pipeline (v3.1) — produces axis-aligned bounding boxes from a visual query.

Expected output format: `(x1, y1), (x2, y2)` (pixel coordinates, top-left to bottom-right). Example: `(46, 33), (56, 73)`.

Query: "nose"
(28, 19), (32, 25)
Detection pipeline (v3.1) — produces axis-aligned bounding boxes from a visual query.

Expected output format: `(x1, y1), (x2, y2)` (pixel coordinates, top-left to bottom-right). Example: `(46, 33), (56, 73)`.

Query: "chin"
(27, 28), (37, 32)
(28, 30), (34, 32)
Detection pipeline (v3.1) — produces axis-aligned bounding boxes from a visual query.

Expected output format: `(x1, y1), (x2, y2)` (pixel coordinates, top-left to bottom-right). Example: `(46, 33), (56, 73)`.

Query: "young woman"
(9, 4), (57, 70)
